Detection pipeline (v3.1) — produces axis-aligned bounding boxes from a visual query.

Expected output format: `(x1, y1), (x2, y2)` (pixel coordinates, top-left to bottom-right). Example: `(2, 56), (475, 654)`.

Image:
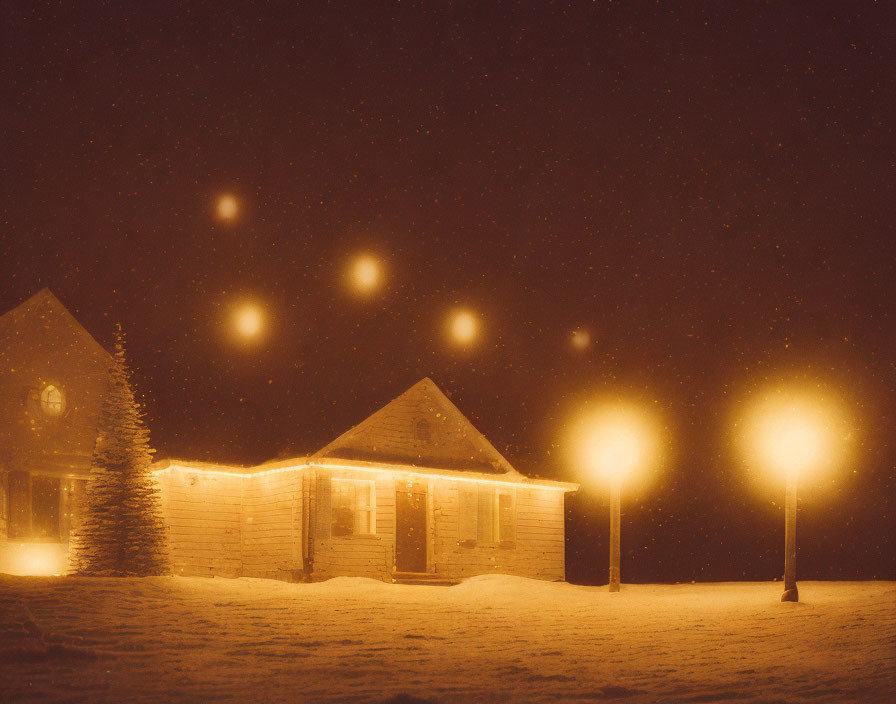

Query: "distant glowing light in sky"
(350, 255), (382, 294)
(234, 304), (263, 338)
(216, 194), (239, 221)
(571, 329), (591, 350)
(449, 309), (479, 345)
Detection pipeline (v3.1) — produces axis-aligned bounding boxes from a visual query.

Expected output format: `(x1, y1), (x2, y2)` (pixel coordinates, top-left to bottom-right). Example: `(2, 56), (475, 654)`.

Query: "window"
(415, 419), (431, 442)
(498, 491), (515, 542)
(40, 385), (65, 416)
(31, 475), (61, 539)
(459, 485), (515, 545)
(331, 478), (376, 536)
(477, 488), (496, 543)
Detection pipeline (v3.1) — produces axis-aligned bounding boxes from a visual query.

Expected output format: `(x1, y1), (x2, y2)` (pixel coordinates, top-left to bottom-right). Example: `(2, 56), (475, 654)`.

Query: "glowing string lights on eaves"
(152, 460), (575, 492)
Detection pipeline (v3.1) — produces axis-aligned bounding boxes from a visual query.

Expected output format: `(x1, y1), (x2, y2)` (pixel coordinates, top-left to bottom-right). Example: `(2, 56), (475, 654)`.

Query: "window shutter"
(314, 472), (332, 540)
(458, 487), (478, 541)
(498, 491), (515, 542)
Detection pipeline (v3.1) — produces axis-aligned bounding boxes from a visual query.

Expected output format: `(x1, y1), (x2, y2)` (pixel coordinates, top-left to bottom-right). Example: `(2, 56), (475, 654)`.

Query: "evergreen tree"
(71, 325), (168, 576)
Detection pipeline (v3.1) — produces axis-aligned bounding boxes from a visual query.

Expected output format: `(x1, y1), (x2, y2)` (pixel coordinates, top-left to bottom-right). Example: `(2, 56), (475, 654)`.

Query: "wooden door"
(395, 482), (427, 573)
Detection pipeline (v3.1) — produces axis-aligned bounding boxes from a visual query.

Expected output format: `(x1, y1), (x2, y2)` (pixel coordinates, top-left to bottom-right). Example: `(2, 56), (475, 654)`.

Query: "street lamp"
(740, 389), (846, 602)
(573, 403), (657, 592)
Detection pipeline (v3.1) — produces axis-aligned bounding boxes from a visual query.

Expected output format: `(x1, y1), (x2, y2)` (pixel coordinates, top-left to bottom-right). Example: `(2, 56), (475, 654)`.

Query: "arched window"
(40, 385), (65, 416)
(415, 419), (431, 442)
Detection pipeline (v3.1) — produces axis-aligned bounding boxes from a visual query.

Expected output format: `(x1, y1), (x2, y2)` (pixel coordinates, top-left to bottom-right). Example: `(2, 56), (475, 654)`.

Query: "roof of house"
(154, 379), (578, 491)
(313, 377), (521, 476)
(0, 288), (110, 361)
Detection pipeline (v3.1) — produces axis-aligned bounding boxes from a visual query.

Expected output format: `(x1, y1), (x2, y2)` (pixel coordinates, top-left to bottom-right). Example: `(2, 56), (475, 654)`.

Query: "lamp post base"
(781, 587), (799, 602)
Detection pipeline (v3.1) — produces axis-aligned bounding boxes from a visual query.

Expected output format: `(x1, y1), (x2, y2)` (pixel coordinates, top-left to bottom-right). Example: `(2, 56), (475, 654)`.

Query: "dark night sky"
(2, 1), (893, 583)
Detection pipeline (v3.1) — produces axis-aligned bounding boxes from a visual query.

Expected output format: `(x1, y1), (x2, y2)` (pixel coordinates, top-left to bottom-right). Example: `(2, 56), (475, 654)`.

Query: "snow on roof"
(0, 287), (110, 360)
(313, 377), (522, 476)
(154, 379), (577, 490)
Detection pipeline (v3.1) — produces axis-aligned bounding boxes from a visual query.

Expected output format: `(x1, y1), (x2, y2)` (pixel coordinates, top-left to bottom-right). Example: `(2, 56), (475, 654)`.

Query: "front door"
(395, 482), (427, 573)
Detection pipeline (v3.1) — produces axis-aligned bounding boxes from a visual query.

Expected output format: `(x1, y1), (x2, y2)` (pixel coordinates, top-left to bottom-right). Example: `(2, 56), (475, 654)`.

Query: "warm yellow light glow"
(350, 255), (381, 293)
(570, 402), (660, 485)
(571, 329), (591, 350)
(234, 304), (262, 338)
(739, 388), (846, 482)
(152, 460), (576, 492)
(40, 384), (65, 416)
(0, 543), (68, 576)
(449, 309), (479, 345)
(216, 194), (239, 221)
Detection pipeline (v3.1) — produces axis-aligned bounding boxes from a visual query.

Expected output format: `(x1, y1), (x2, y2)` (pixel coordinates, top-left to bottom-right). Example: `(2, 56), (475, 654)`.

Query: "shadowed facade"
(0, 289), (110, 574)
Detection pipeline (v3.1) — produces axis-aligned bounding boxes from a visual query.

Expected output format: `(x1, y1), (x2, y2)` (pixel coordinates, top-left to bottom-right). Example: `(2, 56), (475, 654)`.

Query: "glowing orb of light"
(449, 309), (479, 345)
(570, 402), (659, 485)
(735, 385), (851, 485)
(749, 397), (831, 479)
(234, 304), (263, 338)
(216, 194), (239, 221)
(571, 329), (591, 350)
(350, 255), (382, 294)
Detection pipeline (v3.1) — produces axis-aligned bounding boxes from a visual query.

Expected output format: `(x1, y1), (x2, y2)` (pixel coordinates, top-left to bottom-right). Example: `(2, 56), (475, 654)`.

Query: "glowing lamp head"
(350, 255), (381, 293)
(571, 402), (658, 487)
(216, 194), (239, 221)
(234, 305), (263, 338)
(754, 402), (826, 479)
(449, 309), (479, 345)
(584, 423), (642, 482)
(738, 385), (849, 486)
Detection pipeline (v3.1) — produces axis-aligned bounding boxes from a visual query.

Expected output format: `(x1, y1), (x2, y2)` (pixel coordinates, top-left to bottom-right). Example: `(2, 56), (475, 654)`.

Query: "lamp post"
(783, 472), (798, 601)
(574, 404), (654, 593)
(609, 480), (621, 592)
(748, 397), (832, 603)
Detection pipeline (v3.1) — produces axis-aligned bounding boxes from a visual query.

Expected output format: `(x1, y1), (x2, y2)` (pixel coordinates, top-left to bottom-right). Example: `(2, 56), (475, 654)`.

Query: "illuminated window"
(40, 385), (65, 416)
(331, 478), (376, 536)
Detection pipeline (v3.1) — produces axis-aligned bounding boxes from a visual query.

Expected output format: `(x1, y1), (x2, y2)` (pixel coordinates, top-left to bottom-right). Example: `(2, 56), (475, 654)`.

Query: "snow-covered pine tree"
(71, 325), (168, 576)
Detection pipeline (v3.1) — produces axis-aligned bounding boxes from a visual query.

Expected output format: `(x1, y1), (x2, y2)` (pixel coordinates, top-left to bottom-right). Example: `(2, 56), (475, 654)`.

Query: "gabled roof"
(0, 288), (109, 360)
(313, 378), (522, 476)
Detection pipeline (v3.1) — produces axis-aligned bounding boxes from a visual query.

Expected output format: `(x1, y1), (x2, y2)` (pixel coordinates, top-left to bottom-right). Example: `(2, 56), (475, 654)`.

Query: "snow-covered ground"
(1, 575), (893, 703)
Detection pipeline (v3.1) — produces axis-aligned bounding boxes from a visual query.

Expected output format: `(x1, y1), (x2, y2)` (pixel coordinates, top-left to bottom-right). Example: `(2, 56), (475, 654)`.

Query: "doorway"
(395, 481), (427, 573)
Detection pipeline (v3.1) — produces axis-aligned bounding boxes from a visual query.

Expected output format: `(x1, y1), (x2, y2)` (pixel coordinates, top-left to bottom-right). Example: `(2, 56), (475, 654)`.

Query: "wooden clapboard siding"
(158, 468), (307, 580)
(157, 461), (571, 584)
(431, 482), (565, 581)
(157, 469), (244, 578)
(241, 471), (303, 579)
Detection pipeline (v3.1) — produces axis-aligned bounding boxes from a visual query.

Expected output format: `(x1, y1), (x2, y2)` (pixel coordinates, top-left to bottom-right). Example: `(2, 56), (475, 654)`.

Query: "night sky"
(2, 2), (892, 583)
